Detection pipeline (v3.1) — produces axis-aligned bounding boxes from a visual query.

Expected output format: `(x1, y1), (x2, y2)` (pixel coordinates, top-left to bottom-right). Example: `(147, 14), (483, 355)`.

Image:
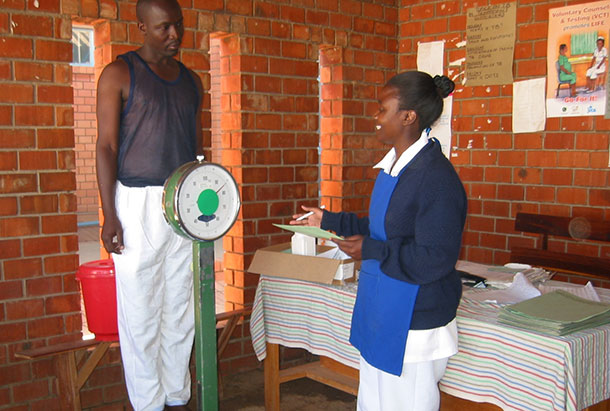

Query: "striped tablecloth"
(250, 275), (610, 411)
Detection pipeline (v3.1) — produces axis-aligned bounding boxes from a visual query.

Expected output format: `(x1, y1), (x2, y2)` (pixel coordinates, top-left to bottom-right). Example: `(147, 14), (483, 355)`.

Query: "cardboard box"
(248, 242), (358, 285)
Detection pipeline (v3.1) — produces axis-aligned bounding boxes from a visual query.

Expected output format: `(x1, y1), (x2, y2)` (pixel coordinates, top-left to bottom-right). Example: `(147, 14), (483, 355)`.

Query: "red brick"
(41, 214), (77, 234)
(280, 5), (305, 23)
(46, 294), (80, 315)
(518, 22), (546, 41)
(20, 195), (58, 214)
(557, 151), (589, 168)
(556, 187), (587, 204)
(38, 85), (73, 104)
(497, 184), (524, 200)
(0, 217), (38, 237)
(40, 172), (76, 192)
(542, 169), (573, 186)
(37, 128), (74, 148)
(27, 316), (64, 338)
(0, 197), (17, 216)
(0, 239), (21, 259)
(589, 189), (610, 207)
(0, 37), (32, 58)
(281, 41), (306, 59)
(3, 257), (42, 279)
(26, 276), (62, 296)
(35, 39), (71, 62)
(27, 0), (59, 12)
(19, 151), (57, 170)
(527, 151), (556, 167)
(11, 13), (53, 36)
(0, 60), (9, 80)
(0, 280), (23, 300)
(0, 151), (17, 170)
(14, 62), (54, 82)
(544, 133), (574, 150)
(517, 58), (546, 76)
(574, 170), (607, 187)
(423, 18), (448, 35)
(471, 150), (497, 165)
(0, 323), (26, 344)
(23, 236), (60, 256)
(44, 254), (79, 274)
(0, 84), (34, 103)
(15, 105), (54, 126)
(12, 379), (50, 403)
(6, 298), (44, 320)
(575, 133), (609, 150)
(526, 186), (555, 202)
(513, 167), (540, 184)
(482, 200), (510, 217)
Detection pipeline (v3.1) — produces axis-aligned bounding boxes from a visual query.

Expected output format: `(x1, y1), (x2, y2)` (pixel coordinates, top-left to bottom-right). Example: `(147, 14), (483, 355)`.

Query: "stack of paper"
(498, 290), (610, 336)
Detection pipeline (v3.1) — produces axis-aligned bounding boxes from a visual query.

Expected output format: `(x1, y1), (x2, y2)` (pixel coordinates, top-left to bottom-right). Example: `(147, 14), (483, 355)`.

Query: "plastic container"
(76, 259), (119, 341)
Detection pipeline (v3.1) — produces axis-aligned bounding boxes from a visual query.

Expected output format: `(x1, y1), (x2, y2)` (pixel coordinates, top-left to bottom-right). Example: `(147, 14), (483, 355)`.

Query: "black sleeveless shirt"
(116, 51), (199, 187)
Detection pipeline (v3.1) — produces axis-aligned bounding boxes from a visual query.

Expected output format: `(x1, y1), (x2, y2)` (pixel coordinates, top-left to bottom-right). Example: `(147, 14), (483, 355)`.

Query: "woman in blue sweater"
(291, 71), (467, 410)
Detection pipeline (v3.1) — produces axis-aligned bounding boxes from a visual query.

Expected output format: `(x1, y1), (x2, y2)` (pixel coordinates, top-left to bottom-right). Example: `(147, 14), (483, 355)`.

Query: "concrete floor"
(219, 368), (356, 411)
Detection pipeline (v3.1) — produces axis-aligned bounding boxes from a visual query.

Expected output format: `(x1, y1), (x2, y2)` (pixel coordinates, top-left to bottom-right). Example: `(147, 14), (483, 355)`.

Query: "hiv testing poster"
(546, 1), (610, 117)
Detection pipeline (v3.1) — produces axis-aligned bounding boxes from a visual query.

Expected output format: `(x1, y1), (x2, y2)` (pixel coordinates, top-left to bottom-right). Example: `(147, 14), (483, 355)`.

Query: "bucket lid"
(76, 259), (115, 279)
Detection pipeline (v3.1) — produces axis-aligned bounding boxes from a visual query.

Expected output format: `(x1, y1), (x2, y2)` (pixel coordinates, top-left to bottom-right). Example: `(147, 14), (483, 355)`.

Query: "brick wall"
(398, 0), (610, 288)
(2, 0), (610, 408)
(72, 65), (98, 219)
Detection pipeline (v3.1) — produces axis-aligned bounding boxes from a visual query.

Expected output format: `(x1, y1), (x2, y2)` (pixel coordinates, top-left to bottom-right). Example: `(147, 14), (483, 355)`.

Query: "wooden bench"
(510, 212), (610, 280)
(15, 309), (250, 410)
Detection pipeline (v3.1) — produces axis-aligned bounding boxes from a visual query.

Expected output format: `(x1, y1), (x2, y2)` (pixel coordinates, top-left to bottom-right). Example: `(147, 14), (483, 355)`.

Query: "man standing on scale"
(96, 0), (203, 409)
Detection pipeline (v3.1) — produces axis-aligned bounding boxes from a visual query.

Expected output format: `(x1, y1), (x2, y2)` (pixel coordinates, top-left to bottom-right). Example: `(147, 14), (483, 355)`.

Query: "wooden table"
(251, 275), (610, 411)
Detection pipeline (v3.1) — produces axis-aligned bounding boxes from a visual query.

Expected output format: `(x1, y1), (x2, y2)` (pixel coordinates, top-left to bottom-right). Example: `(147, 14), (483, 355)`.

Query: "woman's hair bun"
(433, 75), (455, 98)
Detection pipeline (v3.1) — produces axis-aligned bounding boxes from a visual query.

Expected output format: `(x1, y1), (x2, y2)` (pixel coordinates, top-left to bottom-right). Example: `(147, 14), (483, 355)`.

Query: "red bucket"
(76, 259), (119, 341)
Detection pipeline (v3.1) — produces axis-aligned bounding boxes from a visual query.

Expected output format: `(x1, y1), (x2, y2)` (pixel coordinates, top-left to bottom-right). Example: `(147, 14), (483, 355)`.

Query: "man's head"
(137, 0), (184, 57)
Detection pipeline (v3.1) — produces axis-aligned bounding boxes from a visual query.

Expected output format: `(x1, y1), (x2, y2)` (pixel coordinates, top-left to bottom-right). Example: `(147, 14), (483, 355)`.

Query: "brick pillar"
(72, 65), (98, 220)
(319, 46), (385, 215)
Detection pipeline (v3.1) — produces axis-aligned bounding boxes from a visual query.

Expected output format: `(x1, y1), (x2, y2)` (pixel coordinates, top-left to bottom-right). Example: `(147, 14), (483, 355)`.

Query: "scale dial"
(163, 161), (240, 241)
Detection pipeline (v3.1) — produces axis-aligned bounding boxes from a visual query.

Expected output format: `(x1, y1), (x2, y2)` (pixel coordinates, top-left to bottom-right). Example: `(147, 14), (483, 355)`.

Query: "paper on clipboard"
(273, 224), (343, 240)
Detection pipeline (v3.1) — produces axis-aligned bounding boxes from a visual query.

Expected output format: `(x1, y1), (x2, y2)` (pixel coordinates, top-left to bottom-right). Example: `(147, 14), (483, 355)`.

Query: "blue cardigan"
(321, 141), (467, 330)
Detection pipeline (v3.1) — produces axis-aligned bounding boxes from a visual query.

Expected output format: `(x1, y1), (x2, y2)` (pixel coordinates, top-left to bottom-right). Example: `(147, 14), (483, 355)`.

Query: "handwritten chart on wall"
(466, 2), (516, 86)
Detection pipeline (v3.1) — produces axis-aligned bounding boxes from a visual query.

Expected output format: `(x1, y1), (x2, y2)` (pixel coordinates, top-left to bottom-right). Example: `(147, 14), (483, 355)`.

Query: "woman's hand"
(290, 205), (323, 227)
(333, 235), (364, 260)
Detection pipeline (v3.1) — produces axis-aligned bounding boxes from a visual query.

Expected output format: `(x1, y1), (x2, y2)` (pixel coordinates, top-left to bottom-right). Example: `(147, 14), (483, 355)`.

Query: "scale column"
(193, 240), (218, 410)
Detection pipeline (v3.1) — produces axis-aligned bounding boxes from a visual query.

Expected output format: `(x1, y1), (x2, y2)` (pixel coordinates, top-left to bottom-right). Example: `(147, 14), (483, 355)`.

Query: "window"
(72, 26), (94, 66)
(571, 31), (597, 56)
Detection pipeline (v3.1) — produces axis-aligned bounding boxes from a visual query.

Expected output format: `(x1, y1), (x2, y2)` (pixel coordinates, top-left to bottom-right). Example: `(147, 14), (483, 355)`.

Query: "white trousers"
(357, 355), (449, 411)
(113, 183), (194, 411)
(586, 64), (606, 79)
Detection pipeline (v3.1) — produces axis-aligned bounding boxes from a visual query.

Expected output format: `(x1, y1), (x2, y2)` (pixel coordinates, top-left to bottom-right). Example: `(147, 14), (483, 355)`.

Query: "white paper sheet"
(417, 41), (444, 77)
(512, 77), (546, 133)
(429, 95), (453, 159)
(464, 272), (542, 304)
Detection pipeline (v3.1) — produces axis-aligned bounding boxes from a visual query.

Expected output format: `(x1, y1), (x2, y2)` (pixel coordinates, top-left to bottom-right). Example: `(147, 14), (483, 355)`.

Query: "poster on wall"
(417, 41), (453, 159)
(546, 1), (610, 117)
(416, 41), (453, 159)
(465, 2), (516, 86)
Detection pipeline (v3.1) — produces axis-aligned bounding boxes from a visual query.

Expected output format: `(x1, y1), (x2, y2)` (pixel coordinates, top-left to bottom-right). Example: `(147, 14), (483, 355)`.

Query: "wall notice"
(466, 2), (516, 86)
(546, 1), (610, 118)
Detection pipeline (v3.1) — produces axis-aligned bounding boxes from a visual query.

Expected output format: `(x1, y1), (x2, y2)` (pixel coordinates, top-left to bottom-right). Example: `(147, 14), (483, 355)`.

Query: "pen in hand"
(296, 205), (325, 221)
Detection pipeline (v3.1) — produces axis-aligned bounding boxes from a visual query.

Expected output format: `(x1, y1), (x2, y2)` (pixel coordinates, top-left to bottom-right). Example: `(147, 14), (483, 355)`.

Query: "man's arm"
(96, 60), (129, 254)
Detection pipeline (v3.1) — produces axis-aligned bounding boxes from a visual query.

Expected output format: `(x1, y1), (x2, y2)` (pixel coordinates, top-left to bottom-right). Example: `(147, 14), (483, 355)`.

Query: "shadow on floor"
(219, 368), (357, 411)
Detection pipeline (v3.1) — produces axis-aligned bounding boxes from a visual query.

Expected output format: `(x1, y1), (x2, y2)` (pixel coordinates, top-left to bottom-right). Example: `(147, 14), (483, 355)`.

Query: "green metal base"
(193, 241), (218, 410)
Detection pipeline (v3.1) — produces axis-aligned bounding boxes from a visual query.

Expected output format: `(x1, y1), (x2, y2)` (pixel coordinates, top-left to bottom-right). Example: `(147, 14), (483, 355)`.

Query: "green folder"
(498, 291), (610, 336)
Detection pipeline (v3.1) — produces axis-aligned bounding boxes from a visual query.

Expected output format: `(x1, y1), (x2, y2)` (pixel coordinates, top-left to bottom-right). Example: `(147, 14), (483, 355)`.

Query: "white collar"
(374, 131), (429, 176)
